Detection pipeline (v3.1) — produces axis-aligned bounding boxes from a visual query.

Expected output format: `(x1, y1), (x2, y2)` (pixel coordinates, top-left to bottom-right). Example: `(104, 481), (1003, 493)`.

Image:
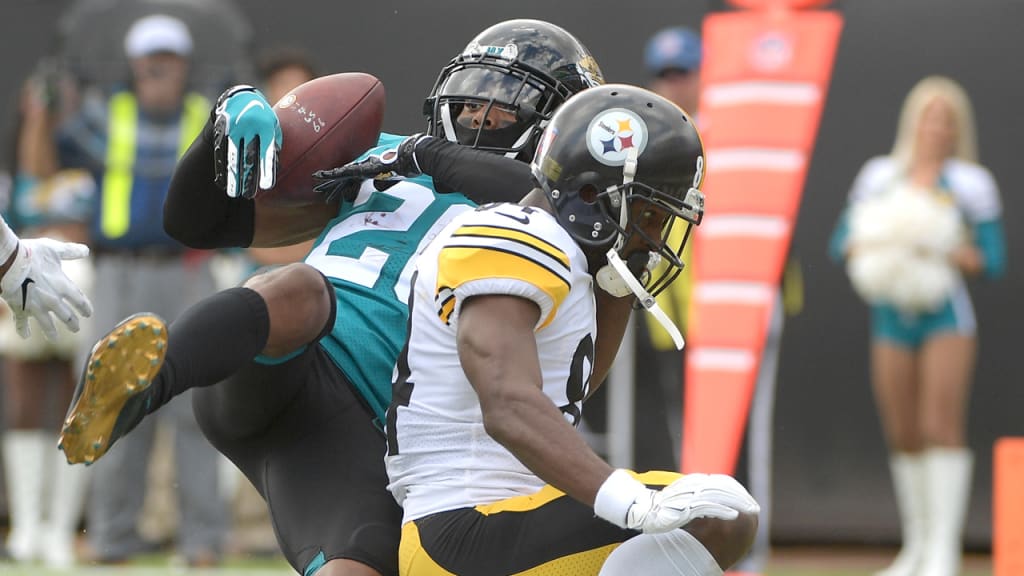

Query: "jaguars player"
(58, 19), (601, 576)
(386, 84), (758, 576)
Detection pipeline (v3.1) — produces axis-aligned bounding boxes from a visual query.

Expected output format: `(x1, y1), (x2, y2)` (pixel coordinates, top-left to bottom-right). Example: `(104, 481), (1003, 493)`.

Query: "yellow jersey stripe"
(438, 294), (456, 325)
(437, 245), (571, 328)
(452, 224), (570, 270)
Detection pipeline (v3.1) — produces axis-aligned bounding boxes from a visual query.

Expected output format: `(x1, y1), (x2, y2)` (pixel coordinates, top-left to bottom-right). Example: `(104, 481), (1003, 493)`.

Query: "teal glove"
(213, 85), (282, 199)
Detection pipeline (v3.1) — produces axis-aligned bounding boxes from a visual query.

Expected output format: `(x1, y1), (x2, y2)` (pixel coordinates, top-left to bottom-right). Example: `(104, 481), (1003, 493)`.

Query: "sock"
(147, 287), (270, 412)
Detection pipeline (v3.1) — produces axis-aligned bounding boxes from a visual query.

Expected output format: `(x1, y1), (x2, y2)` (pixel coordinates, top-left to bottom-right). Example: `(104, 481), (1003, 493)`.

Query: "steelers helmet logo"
(586, 108), (648, 166)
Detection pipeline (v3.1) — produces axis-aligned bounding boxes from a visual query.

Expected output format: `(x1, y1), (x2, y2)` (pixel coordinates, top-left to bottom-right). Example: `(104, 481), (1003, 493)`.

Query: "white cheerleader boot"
(919, 447), (973, 576)
(875, 452), (928, 576)
(41, 442), (89, 568)
(3, 430), (48, 562)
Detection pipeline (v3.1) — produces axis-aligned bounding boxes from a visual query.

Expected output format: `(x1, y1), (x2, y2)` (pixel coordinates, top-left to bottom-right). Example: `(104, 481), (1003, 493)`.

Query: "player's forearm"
(247, 241), (315, 266)
(415, 136), (535, 203)
(460, 294), (615, 506)
(483, 388), (614, 506)
(163, 118), (255, 249)
(250, 201), (338, 247)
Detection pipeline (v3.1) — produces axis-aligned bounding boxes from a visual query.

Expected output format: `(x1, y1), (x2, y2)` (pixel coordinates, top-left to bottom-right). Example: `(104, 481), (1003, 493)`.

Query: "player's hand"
(0, 238), (93, 341)
(595, 469), (758, 534)
(312, 133), (431, 201)
(213, 85), (282, 200)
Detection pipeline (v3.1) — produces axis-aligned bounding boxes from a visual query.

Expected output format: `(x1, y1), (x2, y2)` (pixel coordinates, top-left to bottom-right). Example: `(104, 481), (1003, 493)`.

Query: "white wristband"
(0, 217), (19, 265)
(594, 469), (647, 528)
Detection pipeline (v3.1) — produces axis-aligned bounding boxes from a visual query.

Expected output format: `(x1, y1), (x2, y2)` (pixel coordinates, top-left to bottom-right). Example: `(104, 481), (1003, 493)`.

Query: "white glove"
(595, 469), (758, 534)
(0, 238), (93, 341)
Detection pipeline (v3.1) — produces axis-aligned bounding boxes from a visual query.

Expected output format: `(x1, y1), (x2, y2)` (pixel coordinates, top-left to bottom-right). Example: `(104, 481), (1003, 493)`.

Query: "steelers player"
(59, 20), (601, 576)
(386, 83), (758, 576)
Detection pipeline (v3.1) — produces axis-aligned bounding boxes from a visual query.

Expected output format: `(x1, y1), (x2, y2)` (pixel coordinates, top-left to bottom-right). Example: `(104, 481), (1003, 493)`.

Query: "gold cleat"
(58, 313), (168, 465)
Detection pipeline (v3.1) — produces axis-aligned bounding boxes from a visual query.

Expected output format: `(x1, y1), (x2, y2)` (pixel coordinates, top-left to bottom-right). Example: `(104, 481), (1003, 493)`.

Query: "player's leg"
(598, 528), (724, 575)
(59, 262), (331, 464)
(193, 346), (400, 576)
(403, 472), (756, 575)
(600, 496), (757, 575)
(916, 302), (977, 576)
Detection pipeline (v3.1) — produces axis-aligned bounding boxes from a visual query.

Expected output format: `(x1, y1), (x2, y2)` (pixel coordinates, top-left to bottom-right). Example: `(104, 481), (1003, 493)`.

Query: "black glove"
(313, 133), (430, 201)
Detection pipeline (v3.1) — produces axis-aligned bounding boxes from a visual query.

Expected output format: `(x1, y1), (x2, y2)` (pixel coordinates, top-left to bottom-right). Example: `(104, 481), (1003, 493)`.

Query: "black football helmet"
(530, 83), (705, 297)
(424, 19), (604, 162)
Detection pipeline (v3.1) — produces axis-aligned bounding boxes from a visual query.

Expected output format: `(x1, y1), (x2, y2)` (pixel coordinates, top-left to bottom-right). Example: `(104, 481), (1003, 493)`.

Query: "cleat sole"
(59, 313), (168, 465)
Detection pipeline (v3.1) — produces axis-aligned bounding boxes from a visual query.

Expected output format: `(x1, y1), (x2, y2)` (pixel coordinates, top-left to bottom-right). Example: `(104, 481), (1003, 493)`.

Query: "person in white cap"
(43, 12), (228, 567)
(122, 14), (195, 116)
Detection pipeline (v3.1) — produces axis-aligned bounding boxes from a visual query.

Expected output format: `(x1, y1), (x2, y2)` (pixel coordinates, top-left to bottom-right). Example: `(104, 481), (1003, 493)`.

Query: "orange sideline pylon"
(682, 3), (843, 477)
(994, 437), (1024, 576)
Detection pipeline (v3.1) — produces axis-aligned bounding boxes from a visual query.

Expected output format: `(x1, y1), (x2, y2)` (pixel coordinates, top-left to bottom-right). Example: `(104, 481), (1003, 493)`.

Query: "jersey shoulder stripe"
(435, 244), (571, 326)
(451, 224), (570, 270)
(432, 208), (577, 329)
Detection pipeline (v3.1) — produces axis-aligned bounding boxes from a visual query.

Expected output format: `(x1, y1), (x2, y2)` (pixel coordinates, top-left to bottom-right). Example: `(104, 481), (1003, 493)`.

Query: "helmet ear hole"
(579, 183), (599, 204)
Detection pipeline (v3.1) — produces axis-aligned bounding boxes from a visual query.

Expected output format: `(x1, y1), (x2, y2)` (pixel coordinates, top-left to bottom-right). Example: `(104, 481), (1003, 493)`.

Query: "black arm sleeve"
(414, 137), (536, 204)
(163, 117), (255, 249)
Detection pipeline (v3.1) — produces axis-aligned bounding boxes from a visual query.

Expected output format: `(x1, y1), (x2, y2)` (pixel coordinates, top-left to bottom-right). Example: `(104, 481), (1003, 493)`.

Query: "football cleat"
(58, 313), (167, 465)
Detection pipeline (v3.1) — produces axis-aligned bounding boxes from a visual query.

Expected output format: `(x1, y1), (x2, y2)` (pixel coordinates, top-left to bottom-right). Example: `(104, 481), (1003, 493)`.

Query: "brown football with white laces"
(260, 72), (385, 207)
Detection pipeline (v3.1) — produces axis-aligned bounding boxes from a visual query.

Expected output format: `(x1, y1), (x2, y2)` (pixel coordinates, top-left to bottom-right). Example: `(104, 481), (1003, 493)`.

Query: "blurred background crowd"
(0, 0), (1019, 574)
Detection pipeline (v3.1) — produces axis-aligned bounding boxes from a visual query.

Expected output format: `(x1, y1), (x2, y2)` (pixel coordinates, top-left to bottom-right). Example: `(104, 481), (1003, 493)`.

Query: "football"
(259, 72), (386, 207)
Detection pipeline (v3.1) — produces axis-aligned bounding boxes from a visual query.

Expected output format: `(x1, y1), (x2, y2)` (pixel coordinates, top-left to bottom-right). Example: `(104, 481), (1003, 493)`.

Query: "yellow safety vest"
(100, 91), (208, 239)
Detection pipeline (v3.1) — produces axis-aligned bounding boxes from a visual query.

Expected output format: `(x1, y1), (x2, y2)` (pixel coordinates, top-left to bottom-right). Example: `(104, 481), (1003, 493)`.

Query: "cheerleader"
(829, 76), (1005, 576)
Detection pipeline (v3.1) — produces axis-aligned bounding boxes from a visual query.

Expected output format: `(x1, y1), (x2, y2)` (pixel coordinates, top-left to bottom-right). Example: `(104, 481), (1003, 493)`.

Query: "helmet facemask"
(552, 147), (704, 299)
(598, 180), (704, 298)
(425, 54), (574, 161)
(589, 148), (704, 350)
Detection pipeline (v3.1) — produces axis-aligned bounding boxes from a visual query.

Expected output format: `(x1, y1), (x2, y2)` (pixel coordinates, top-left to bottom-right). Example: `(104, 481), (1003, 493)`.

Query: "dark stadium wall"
(0, 0), (1020, 549)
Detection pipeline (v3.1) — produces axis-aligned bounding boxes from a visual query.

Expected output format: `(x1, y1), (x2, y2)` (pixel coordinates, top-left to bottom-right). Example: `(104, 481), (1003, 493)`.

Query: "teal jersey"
(305, 133), (476, 424)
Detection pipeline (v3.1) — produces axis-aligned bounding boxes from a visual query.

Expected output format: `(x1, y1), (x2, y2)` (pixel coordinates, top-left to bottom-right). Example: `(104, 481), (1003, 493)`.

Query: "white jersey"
(385, 203), (597, 522)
